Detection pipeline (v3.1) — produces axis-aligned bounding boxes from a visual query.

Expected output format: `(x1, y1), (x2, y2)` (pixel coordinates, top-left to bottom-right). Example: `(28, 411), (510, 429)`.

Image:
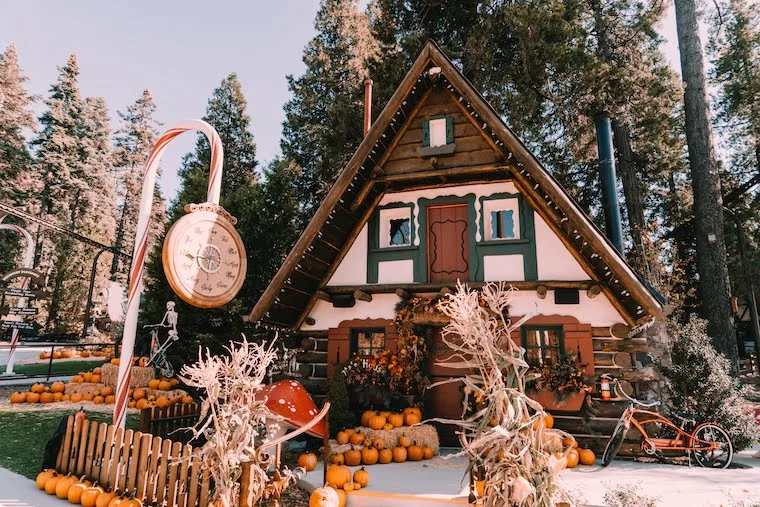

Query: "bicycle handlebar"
(613, 379), (661, 408)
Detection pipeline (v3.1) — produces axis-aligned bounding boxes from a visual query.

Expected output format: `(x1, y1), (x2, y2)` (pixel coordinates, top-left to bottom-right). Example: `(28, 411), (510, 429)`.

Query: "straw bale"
(329, 424), (440, 455)
(100, 363), (155, 388)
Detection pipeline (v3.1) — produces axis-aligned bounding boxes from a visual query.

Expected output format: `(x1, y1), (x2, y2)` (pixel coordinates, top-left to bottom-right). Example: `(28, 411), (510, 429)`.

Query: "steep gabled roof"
(247, 41), (664, 328)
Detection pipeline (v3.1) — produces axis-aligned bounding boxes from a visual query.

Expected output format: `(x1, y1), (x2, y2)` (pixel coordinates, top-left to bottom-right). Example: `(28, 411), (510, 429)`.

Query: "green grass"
(0, 410), (139, 479)
(0, 359), (107, 377)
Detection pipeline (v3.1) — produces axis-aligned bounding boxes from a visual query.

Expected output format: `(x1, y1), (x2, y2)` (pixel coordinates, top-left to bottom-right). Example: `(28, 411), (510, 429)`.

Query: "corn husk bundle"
(101, 363), (155, 388)
(331, 423), (440, 454)
(428, 282), (574, 507)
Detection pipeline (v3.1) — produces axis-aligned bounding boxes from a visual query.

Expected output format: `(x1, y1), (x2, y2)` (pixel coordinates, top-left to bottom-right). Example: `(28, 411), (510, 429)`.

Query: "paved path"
(0, 468), (61, 507)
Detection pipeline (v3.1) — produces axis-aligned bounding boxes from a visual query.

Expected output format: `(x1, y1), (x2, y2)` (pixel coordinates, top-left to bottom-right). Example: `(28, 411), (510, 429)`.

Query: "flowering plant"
(343, 347), (427, 396)
(529, 354), (592, 394)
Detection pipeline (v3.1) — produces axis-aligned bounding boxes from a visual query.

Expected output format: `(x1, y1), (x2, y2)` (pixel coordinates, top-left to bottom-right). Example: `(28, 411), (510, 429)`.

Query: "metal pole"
(81, 248), (108, 341)
(594, 113), (625, 256)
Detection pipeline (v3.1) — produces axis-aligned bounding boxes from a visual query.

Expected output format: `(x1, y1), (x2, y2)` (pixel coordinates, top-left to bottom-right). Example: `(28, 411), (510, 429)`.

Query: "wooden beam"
(315, 291), (332, 303)
(592, 337), (648, 353)
(439, 287), (452, 296)
(349, 179), (376, 212)
(377, 164), (507, 183)
(610, 323), (632, 338)
(353, 289), (373, 302)
(322, 280), (597, 296)
(586, 284), (602, 299)
(395, 288), (410, 299)
(536, 285), (548, 299)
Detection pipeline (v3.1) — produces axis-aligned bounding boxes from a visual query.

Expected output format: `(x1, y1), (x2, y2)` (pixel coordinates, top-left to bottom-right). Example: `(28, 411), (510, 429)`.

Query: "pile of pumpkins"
(557, 436), (596, 469)
(40, 348), (91, 360)
(357, 407), (421, 431)
(108, 356), (151, 367)
(330, 430), (433, 466)
(126, 380), (193, 410)
(35, 469), (143, 506)
(10, 381), (76, 404)
(308, 465), (370, 507)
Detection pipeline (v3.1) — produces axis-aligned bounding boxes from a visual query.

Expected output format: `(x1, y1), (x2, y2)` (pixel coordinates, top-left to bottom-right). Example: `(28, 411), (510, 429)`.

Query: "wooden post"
(586, 284), (602, 299)
(395, 288), (410, 299)
(364, 79), (373, 136)
(323, 415), (330, 486)
(353, 289), (372, 302)
(239, 461), (252, 507)
(316, 290), (332, 303)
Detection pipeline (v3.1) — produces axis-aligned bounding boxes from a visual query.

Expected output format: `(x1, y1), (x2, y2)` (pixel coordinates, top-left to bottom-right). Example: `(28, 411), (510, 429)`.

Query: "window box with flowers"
(527, 354), (592, 412)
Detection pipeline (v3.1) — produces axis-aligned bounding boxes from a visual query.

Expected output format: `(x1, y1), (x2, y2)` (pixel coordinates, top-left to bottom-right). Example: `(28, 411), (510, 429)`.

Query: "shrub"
(327, 367), (355, 436)
(658, 315), (759, 451)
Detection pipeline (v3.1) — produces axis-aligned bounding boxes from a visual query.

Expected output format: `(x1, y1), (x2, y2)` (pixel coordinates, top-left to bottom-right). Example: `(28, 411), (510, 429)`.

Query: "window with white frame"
(379, 207), (412, 248)
(483, 197), (520, 240)
(422, 116), (453, 148)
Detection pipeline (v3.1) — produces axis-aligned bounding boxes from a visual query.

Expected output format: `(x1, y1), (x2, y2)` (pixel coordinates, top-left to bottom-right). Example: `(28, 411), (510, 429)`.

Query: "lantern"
(600, 374), (612, 401)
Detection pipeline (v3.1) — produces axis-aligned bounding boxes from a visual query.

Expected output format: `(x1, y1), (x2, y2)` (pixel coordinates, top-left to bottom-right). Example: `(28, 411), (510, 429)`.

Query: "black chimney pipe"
(594, 113), (625, 256)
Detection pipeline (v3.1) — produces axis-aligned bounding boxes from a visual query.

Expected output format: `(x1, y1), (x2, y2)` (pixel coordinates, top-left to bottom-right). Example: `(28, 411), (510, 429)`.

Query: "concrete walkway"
(0, 468), (61, 507)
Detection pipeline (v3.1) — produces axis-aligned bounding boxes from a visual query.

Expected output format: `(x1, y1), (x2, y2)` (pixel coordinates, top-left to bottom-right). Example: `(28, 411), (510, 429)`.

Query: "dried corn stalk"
(430, 282), (573, 506)
(180, 336), (300, 507)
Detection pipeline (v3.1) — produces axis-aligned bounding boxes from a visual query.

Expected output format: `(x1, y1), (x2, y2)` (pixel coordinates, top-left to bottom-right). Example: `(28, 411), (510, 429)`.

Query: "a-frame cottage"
(249, 41), (665, 448)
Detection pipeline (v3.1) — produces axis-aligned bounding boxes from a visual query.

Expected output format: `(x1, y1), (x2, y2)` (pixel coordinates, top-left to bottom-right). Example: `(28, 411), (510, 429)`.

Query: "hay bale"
(101, 363), (155, 388)
(329, 424), (440, 455)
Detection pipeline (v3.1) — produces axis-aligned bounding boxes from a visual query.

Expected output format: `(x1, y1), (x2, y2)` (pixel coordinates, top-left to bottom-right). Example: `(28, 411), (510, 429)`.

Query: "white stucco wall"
(300, 289), (625, 331)
(327, 224), (368, 286)
(377, 259), (415, 284)
(534, 211), (590, 280)
(483, 254), (525, 281)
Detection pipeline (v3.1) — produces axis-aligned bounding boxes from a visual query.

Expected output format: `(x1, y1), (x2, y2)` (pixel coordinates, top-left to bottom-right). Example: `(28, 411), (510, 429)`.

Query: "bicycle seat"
(673, 411), (696, 423)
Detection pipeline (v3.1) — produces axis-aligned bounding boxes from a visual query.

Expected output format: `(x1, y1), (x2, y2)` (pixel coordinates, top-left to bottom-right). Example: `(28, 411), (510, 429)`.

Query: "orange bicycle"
(602, 380), (733, 469)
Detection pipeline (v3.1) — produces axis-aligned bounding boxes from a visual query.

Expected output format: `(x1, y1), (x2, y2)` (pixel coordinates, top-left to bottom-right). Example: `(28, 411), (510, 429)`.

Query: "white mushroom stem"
(256, 403), (331, 468)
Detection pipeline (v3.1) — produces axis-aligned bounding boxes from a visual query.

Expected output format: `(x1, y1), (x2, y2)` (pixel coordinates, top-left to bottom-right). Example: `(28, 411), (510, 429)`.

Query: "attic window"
(390, 218), (411, 246)
(422, 116), (454, 147)
(484, 197), (521, 241)
(491, 210), (516, 239)
(379, 206), (413, 248)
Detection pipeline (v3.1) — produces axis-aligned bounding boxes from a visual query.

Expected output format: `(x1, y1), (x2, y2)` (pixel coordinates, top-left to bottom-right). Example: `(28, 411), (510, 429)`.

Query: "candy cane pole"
(114, 120), (224, 428)
(0, 221), (35, 376)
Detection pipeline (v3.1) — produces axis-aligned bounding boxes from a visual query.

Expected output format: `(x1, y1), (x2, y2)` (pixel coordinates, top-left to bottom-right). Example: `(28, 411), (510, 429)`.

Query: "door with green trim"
(427, 204), (470, 283)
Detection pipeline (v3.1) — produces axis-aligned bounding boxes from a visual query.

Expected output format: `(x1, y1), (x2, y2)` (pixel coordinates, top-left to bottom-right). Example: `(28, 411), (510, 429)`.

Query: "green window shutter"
(422, 119), (430, 147)
(446, 116), (454, 143)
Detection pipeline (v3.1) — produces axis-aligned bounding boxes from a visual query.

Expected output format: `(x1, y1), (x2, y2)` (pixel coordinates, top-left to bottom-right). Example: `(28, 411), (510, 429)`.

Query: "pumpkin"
(398, 435), (410, 447)
(135, 399), (148, 410)
(40, 392), (55, 403)
(91, 374), (102, 384)
(331, 453), (345, 465)
(10, 391), (26, 403)
(73, 375), (84, 383)
(52, 351), (62, 359)
(181, 396), (193, 404)
(40, 351), (51, 359)
(379, 410), (391, 419)
(349, 431), (365, 446)
(334, 488), (347, 507)
(371, 437), (385, 450)
(93, 367), (102, 374)
(407, 443), (423, 461)
(61, 349), (74, 358)
(344, 428), (356, 437)
(382, 423), (393, 431)
(70, 393), (84, 403)
(392, 446), (407, 463)
(138, 357), (149, 367)
(566, 449), (579, 468)
(342, 482), (355, 492)
(27, 392), (41, 403)
(83, 392), (95, 401)
(155, 396), (169, 408)
(361, 445), (379, 465)
(45, 473), (62, 494)
(563, 436), (578, 449)
(110, 358), (120, 366)
(36, 469), (56, 489)
(80, 350), (91, 358)
(544, 413), (554, 429)
(378, 448), (393, 464)
(309, 486), (339, 507)
(50, 381), (66, 393)
(578, 448), (596, 466)
(336, 431), (349, 445)
(423, 446), (434, 459)
(53, 392), (63, 402)
(83, 373), (94, 383)
(353, 482), (361, 490)
(107, 494), (126, 507)
(31, 383), (46, 393)
(105, 395), (115, 404)
(68, 476), (93, 504)
(353, 467), (369, 488)
(100, 386), (113, 397)
(132, 389), (145, 401)
(404, 411), (422, 426)
(368, 414), (386, 430)
(298, 452), (318, 471)
(122, 495), (142, 507)
(158, 380), (171, 391)
(93, 395), (104, 405)
(387, 413), (404, 428)
(80, 484), (104, 507)
(128, 401), (136, 409)
(95, 489), (117, 507)
(403, 406), (422, 419)
(148, 379), (160, 390)
(56, 474), (78, 498)
(361, 410), (376, 427)
(344, 445), (361, 466)
(326, 464), (351, 489)
(169, 378), (179, 387)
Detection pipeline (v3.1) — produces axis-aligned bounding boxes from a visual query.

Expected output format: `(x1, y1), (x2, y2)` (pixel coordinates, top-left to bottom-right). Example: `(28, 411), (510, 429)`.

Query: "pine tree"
(112, 90), (167, 281)
(282, 0), (380, 220)
(675, 0), (739, 370)
(0, 44), (37, 274)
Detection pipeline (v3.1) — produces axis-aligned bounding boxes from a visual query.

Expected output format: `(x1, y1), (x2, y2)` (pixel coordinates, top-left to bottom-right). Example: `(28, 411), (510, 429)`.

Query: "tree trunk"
(674, 0), (738, 371)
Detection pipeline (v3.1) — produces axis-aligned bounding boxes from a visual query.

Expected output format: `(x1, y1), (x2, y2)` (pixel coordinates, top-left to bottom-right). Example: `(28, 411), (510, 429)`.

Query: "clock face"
(162, 210), (247, 308)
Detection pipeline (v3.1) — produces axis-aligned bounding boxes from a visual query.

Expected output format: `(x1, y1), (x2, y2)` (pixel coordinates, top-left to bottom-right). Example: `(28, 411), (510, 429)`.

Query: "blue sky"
(1, 1), (682, 203)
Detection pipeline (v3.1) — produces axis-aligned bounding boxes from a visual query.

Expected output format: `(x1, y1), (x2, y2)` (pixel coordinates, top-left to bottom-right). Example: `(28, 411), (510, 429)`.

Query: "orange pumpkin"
(344, 428), (356, 437)
(353, 467), (369, 488)
(91, 374), (101, 384)
(132, 389), (145, 401)
(423, 446), (434, 459)
(578, 449), (596, 466)
(343, 481), (355, 492)
(72, 375), (84, 383)
(31, 383), (46, 394)
(83, 392), (95, 401)
(105, 395), (115, 404)
(331, 453), (345, 465)
(382, 423), (393, 431)
(349, 431), (365, 446)
(404, 411), (422, 426)
(403, 406), (422, 419)
(387, 413), (404, 428)
(563, 436), (578, 449)
(50, 381), (66, 393)
(566, 449), (579, 468)
(70, 393), (84, 403)
(61, 393), (70, 401)
(45, 473), (62, 494)
(52, 351), (62, 359)
(93, 367), (102, 374)
(158, 380), (171, 391)
(40, 392), (56, 404)
(83, 373), (93, 383)
(361, 445), (379, 465)
(10, 391), (26, 403)
(181, 396), (193, 404)
(93, 395), (104, 405)
(371, 437), (385, 450)
(110, 358), (120, 366)
(95, 489), (117, 507)
(368, 414), (387, 430)
(392, 446), (407, 463)
(378, 448), (393, 464)
(100, 386), (114, 397)
(361, 410), (376, 427)
(39, 351), (51, 360)
(55, 474), (78, 499)
(67, 476), (93, 503)
(326, 464), (352, 489)
(155, 396), (169, 408)
(169, 378), (179, 387)
(138, 356), (149, 367)
(36, 469), (56, 489)
(80, 484), (104, 507)
(61, 349), (74, 359)
(53, 392), (63, 402)
(128, 401), (136, 409)
(148, 379), (160, 390)
(407, 443), (423, 461)
(26, 392), (41, 403)
(79, 350), (91, 358)
(135, 399), (148, 410)
(344, 446), (361, 466)
(336, 431), (349, 445)
(298, 452), (318, 471)
(544, 413), (554, 429)
(398, 435), (410, 447)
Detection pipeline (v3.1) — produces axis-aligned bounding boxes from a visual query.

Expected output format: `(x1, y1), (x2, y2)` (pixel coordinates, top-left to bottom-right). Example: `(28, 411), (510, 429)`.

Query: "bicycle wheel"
(691, 423), (733, 469)
(602, 421), (629, 467)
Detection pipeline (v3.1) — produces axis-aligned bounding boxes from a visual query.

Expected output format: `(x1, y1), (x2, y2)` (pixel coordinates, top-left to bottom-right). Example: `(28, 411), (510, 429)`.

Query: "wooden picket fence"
(139, 403), (203, 444)
(55, 415), (211, 506)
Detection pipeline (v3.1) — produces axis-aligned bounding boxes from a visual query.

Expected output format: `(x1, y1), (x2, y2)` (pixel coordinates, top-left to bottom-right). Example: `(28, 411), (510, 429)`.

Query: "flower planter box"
(528, 389), (587, 412)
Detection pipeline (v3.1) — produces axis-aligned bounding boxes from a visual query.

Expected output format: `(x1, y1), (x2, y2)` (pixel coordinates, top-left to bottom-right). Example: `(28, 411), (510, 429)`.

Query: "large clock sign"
(162, 202), (247, 309)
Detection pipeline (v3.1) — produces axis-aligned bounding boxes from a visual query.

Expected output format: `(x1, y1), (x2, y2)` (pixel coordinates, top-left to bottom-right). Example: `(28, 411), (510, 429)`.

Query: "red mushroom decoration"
(258, 380), (325, 439)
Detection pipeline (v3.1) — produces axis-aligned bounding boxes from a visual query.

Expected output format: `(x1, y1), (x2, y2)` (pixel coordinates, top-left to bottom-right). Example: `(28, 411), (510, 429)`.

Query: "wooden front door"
(427, 204), (470, 283)
(426, 328), (468, 447)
